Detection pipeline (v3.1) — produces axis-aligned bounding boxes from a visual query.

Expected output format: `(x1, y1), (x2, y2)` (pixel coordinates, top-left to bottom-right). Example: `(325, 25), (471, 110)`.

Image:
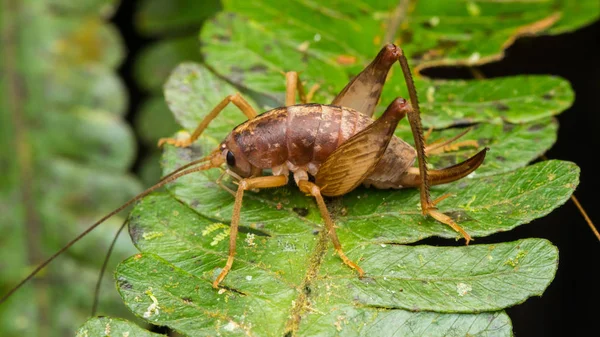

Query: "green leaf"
(112, 3), (593, 332)
(27, 0), (588, 335)
(197, 0), (578, 186)
(115, 56), (577, 334)
(0, 1), (141, 336)
(77, 317), (164, 337)
(115, 192), (557, 336)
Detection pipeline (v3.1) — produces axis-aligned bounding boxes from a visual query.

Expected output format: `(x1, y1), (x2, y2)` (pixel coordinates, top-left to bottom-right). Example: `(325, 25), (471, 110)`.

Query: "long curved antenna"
(91, 219), (128, 316)
(539, 156), (598, 241)
(159, 148), (220, 183)
(0, 155), (223, 305)
(570, 195), (600, 241)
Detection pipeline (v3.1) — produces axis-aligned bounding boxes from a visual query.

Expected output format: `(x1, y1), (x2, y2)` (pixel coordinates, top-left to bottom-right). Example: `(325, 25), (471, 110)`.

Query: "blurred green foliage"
(0, 0), (141, 336)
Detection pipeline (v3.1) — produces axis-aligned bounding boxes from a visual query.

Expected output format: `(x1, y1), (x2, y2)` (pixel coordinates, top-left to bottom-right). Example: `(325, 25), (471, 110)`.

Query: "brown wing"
(316, 98), (410, 197)
(331, 44), (400, 118)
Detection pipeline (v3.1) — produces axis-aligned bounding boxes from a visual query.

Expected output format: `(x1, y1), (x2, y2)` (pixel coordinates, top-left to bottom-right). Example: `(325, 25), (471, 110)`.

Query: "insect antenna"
(159, 148), (220, 182)
(0, 151), (224, 305)
(570, 195), (599, 241)
(539, 155), (598, 241)
(92, 219), (128, 316)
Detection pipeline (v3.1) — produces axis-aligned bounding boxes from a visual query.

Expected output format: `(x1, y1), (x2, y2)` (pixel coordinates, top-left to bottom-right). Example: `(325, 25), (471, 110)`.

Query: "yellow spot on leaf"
(426, 86), (436, 103)
(297, 41), (310, 52)
(505, 250), (528, 267)
(466, 1), (481, 16)
(142, 232), (164, 241)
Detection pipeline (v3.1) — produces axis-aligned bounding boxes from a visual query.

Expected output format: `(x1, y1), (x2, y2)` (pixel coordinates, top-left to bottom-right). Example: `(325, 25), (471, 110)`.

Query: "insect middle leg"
(213, 174), (289, 288)
(158, 93), (258, 148)
(297, 180), (365, 277)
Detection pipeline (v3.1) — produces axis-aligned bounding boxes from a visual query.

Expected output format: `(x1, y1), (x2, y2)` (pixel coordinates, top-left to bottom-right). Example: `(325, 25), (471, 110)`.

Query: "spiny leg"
(285, 71), (319, 105)
(395, 46), (478, 243)
(213, 175), (289, 288)
(158, 93), (258, 148)
(297, 180), (364, 277)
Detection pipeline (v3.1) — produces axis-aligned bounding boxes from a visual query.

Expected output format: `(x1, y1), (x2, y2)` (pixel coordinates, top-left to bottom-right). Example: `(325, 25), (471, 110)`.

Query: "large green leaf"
(110, 1), (594, 335)
(201, 0), (597, 109)
(0, 1), (141, 336)
(113, 55), (578, 335)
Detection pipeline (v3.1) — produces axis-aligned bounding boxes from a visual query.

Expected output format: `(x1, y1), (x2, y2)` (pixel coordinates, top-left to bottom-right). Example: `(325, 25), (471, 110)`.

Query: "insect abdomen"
(233, 104), (372, 170)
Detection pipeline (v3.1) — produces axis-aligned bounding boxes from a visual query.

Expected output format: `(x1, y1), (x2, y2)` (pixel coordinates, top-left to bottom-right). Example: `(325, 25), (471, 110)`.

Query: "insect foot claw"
(427, 209), (472, 245)
(157, 131), (193, 148)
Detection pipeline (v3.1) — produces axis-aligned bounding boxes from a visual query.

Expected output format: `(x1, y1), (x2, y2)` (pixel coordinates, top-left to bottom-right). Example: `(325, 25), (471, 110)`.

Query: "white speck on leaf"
(246, 275), (253, 281)
(245, 233), (256, 247)
(314, 33), (321, 42)
(218, 288), (226, 295)
(143, 288), (160, 318)
(104, 322), (111, 335)
(457, 282), (472, 296)
(223, 321), (238, 332)
(429, 16), (440, 27)
(468, 52), (481, 64)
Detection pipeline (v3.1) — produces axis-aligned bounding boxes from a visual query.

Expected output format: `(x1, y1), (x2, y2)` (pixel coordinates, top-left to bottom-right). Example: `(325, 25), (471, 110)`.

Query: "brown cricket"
(0, 44), (487, 303)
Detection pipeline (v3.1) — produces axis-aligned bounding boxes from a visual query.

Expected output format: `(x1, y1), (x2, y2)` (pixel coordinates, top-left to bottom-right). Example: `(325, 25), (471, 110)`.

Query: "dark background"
(112, 2), (599, 336)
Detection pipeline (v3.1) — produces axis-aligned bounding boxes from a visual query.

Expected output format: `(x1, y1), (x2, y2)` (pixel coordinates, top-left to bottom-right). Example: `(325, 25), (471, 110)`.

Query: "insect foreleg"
(297, 180), (365, 277)
(213, 175), (289, 288)
(158, 93), (258, 148)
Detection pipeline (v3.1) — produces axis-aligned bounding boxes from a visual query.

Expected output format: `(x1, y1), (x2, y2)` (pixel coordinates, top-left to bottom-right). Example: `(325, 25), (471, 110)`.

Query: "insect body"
(224, 103), (483, 194)
(1, 43), (487, 302)
(161, 44), (487, 287)
(222, 104), (411, 183)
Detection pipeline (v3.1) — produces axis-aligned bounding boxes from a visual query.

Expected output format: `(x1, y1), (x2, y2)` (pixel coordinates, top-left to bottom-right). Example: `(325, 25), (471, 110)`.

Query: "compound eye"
(226, 150), (236, 167)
